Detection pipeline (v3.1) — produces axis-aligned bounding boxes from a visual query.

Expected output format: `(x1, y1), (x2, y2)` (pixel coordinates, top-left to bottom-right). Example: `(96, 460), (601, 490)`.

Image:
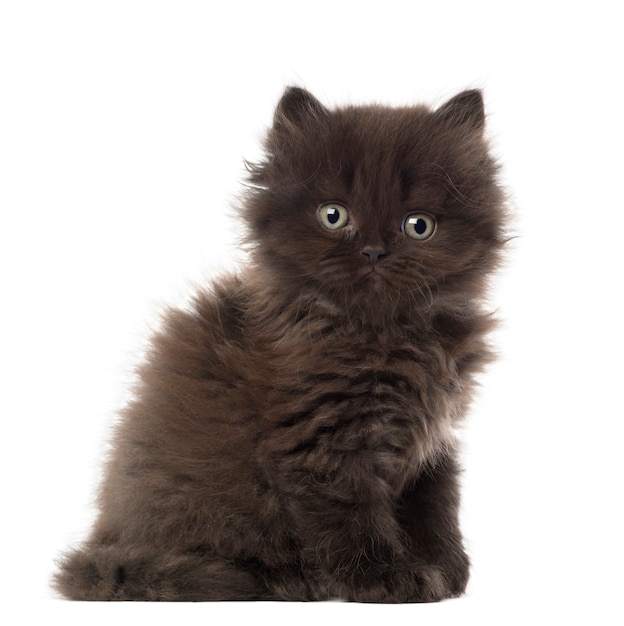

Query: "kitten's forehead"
(332, 106), (454, 175)
(331, 105), (432, 150)
(315, 106), (447, 208)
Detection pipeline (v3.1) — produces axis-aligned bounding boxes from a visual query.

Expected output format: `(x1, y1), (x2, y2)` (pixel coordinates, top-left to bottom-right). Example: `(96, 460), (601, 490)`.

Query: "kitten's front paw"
(335, 562), (452, 603)
(442, 548), (470, 597)
(393, 564), (451, 603)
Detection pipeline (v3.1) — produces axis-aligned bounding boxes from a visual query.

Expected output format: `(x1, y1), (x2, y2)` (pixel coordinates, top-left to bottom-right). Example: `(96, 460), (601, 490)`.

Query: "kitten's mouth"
(359, 266), (387, 283)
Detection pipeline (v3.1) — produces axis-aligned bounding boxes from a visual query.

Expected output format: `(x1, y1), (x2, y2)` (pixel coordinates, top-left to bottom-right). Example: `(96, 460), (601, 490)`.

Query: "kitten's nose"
(361, 247), (387, 264)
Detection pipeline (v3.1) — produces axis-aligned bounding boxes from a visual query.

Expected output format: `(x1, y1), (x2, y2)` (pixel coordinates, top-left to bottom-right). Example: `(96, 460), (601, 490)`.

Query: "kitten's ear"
(433, 89), (485, 132)
(273, 87), (330, 131)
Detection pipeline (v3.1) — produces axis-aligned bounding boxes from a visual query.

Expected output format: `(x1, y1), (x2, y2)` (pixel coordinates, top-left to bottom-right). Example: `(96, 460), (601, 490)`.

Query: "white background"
(1, 1), (622, 623)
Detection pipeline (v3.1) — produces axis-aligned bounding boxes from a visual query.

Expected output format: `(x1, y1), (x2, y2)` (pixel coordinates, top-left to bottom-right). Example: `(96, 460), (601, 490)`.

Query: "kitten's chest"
(260, 323), (460, 487)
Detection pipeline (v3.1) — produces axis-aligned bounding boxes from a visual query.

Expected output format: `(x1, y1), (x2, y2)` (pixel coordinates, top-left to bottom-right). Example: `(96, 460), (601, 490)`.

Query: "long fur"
(54, 87), (506, 602)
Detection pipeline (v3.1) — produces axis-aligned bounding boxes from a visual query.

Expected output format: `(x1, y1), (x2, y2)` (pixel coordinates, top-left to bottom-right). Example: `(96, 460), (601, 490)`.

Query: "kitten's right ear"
(273, 87), (330, 131)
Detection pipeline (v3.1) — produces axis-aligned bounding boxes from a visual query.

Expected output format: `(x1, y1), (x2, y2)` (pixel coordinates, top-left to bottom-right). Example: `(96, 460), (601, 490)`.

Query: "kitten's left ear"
(433, 89), (485, 132)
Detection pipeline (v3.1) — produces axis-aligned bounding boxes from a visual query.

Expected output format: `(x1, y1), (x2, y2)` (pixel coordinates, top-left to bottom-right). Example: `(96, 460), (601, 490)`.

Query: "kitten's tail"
(53, 543), (269, 601)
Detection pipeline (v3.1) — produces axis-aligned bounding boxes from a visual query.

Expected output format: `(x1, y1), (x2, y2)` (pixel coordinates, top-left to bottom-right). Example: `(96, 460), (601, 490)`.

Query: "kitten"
(54, 87), (506, 602)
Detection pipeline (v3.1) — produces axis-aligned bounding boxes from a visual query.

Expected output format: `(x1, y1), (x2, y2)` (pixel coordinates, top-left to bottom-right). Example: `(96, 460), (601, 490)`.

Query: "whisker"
(428, 163), (488, 209)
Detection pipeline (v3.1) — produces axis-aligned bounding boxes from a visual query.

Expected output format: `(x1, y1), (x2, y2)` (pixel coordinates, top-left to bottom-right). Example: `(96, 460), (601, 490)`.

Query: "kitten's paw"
(335, 562), (453, 603)
(392, 564), (451, 603)
(442, 548), (470, 597)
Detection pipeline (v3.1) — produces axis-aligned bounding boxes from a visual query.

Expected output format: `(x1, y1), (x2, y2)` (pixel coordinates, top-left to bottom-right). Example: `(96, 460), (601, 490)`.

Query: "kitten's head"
(245, 87), (506, 321)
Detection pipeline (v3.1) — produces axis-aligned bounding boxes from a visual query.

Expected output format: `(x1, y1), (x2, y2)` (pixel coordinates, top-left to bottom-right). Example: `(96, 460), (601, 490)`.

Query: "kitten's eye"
(402, 213), (436, 241)
(318, 203), (349, 230)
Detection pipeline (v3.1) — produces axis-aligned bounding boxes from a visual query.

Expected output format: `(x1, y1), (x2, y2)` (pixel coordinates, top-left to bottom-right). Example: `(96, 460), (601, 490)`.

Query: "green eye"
(402, 213), (436, 240)
(318, 203), (349, 230)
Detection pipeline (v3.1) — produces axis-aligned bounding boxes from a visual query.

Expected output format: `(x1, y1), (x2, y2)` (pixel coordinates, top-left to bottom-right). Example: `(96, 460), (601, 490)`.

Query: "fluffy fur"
(54, 87), (506, 602)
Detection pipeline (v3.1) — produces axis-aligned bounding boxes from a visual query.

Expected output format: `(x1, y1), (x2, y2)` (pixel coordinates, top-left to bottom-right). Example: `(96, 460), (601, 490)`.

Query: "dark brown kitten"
(55, 87), (506, 602)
